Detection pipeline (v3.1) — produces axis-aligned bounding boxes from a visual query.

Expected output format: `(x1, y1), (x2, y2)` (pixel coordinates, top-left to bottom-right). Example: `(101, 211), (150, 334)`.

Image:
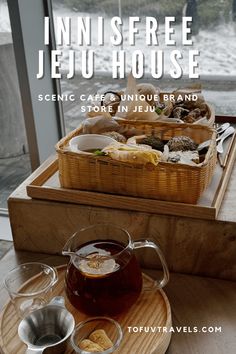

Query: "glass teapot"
(62, 224), (169, 316)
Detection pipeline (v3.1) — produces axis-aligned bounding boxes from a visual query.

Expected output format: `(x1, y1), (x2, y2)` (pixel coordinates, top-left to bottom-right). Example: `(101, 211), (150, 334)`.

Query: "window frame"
(7, 0), (65, 171)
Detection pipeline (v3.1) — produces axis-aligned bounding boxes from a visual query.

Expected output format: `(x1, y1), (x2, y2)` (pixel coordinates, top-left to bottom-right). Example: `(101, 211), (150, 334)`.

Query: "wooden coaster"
(0, 265), (172, 354)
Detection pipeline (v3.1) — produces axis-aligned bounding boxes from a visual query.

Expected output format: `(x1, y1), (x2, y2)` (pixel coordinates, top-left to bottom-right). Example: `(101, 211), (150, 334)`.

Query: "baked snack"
(79, 329), (114, 352)
(89, 329), (114, 350)
(168, 150), (199, 164)
(103, 143), (163, 166)
(79, 339), (103, 352)
(102, 131), (127, 143)
(167, 136), (197, 152)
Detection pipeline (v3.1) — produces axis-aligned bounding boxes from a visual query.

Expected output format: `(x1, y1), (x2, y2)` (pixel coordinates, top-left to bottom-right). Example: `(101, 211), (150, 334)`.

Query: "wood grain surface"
(0, 266), (172, 354)
(0, 249), (236, 354)
(8, 194), (236, 281)
(26, 158), (219, 220)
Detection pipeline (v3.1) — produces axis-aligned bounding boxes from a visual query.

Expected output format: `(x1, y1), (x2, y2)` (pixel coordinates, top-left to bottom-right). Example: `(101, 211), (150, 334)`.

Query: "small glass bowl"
(70, 317), (123, 353)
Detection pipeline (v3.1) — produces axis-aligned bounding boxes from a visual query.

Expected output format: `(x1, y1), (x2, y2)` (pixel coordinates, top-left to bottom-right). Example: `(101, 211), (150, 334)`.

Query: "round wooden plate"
(0, 265), (172, 354)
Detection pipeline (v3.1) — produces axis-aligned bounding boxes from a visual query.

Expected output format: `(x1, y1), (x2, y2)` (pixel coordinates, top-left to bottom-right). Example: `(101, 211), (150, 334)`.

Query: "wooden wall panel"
(8, 198), (236, 281)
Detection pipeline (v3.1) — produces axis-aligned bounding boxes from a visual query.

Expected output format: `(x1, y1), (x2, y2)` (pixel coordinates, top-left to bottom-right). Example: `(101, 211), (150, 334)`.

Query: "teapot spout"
(62, 237), (76, 257)
(62, 250), (75, 257)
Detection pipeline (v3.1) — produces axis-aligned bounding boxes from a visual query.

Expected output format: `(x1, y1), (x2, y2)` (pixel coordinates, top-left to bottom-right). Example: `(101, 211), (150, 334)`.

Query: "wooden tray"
(26, 124), (236, 220)
(0, 266), (172, 354)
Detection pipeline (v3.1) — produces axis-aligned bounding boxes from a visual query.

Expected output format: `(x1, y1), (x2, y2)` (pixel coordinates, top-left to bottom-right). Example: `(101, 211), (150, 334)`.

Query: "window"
(50, 0), (236, 133)
(2, 0), (236, 212)
(0, 0), (31, 211)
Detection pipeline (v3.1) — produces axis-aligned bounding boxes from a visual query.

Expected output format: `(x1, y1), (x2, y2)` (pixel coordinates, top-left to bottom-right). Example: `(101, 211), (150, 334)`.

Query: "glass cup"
(70, 317), (123, 354)
(4, 262), (58, 319)
(62, 224), (169, 316)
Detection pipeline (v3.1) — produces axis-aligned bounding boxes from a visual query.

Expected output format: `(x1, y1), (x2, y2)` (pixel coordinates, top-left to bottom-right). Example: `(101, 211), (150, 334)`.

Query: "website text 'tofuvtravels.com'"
(127, 326), (222, 334)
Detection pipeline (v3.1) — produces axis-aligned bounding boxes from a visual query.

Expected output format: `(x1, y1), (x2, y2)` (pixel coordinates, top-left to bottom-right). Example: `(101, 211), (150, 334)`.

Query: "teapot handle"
(26, 348), (44, 354)
(133, 239), (169, 289)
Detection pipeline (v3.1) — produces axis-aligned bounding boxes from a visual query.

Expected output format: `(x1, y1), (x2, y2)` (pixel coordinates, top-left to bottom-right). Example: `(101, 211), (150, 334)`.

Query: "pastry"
(79, 339), (104, 352)
(102, 131), (126, 143)
(167, 136), (197, 152)
(139, 136), (164, 152)
(89, 329), (113, 350)
(103, 143), (163, 166)
(127, 135), (164, 151)
(136, 83), (160, 106)
(168, 150), (199, 164)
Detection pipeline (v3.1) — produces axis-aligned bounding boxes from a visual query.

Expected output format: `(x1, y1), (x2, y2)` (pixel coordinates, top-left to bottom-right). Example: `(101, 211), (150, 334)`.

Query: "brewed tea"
(65, 240), (142, 315)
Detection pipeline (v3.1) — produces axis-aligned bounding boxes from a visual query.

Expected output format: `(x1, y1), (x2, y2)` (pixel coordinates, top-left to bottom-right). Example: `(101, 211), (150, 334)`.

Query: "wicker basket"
(102, 91), (215, 127)
(172, 102), (214, 126)
(56, 121), (217, 204)
(158, 93), (214, 127)
(203, 102), (215, 126)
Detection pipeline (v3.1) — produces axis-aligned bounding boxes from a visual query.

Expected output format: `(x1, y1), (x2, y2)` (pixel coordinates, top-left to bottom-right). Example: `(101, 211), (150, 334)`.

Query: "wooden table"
(0, 247), (236, 354)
